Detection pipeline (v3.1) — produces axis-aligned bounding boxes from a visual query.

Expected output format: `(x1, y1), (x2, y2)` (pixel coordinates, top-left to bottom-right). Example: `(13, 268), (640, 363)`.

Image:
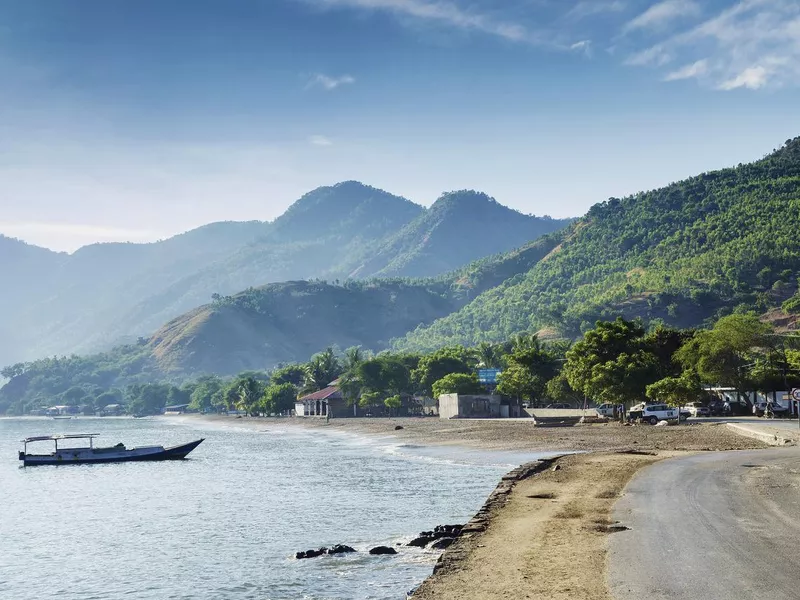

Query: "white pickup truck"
(628, 403), (682, 424)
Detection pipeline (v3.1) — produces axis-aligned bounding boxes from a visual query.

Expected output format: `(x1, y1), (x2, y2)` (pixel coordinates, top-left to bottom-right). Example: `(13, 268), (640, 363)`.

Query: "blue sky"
(1, 0), (798, 251)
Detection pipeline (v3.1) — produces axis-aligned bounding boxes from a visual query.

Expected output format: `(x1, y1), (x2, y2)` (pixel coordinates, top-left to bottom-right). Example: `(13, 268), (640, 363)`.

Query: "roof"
(22, 434), (99, 443)
(299, 386), (342, 401)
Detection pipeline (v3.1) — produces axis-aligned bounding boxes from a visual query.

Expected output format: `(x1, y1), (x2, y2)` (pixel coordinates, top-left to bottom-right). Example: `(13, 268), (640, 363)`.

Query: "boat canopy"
(21, 433), (100, 443)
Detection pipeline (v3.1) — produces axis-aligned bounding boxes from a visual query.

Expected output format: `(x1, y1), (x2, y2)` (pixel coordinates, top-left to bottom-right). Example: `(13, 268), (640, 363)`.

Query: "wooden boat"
(19, 434), (204, 466)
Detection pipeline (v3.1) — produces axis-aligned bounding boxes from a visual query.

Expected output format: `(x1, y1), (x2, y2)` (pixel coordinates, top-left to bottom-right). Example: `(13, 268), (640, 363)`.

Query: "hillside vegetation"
(398, 137), (800, 351)
(348, 190), (570, 278)
(2, 182), (564, 365)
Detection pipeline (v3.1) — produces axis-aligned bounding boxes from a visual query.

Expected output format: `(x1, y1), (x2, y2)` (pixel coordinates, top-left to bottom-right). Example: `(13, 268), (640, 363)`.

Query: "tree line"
(4, 310), (799, 416)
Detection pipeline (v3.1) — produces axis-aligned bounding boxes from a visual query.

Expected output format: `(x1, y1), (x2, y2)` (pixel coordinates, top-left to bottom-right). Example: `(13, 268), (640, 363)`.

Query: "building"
(296, 385), (349, 418)
(438, 394), (522, 419)
(100, 404), (124, 416)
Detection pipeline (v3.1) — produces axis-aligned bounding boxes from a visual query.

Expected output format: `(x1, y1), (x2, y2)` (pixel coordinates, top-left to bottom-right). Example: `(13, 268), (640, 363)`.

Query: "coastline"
(171, 413), (770, 453)
(170, 414), (768, 599)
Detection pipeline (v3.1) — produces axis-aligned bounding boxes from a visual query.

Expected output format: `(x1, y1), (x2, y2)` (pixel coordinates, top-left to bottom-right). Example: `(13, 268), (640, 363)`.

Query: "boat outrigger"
(19, 434), (204, 466)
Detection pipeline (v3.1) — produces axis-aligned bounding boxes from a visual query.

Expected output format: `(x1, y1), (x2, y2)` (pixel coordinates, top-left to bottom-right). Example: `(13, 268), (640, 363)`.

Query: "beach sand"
(187, 414), (768, 453)
(179, 415), (767, 599)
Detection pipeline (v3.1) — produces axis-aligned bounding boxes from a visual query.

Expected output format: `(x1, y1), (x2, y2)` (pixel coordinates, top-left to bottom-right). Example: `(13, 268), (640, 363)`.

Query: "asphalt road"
(608, 448), (800, 600)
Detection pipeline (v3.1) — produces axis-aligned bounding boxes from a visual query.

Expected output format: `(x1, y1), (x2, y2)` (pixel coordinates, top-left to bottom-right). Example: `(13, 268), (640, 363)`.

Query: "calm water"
(0, 417), (554, 600)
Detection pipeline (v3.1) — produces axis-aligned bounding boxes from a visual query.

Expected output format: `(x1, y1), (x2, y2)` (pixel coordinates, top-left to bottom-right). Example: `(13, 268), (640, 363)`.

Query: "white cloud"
(623, 0), (800, 90)
(307, 0), (545, 45)
(623, 0), (700, 32)
(664, 58), (708, 81)
(570, 39), (592, 56)
(309, 135), (334, 146)
(308, 73), (356, 90)
(624, 44), (672, 66)
(565, 1), (626, 21)
(718, 65), (769, 90)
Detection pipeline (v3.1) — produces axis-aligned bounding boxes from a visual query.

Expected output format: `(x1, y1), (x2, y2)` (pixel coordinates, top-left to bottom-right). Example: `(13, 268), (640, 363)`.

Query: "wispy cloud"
(307, 0), (549, 45)
(624, 0), (800, 90)
(570, 39), (592, 56)
(663, 58), (708, 81)
(566, 1), (626, 21)
(309, 135), (333, 146)
(623, 0), (700, 33)
(718, 65), (769, 90)
(307, 73), (356, 90)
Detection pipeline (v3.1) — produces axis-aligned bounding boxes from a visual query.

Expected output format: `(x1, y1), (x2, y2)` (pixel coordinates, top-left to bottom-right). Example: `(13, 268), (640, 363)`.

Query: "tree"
(303, 347), (342, 393)
(432, 373), (484, 398)
(271, 364), (306, 387)
(474, 342), (504, 369)
(262, 383), (297, 415)
(236, 376), (266, 415)
(676, 313), (772, 394)
(412, 347), (474, 396)
(646, 371), (703, 407)
(384, 394), (402, 416)
(189, 375), (225, 412)
(544, 371), (583, 405)
(357, 355), (412, 397)
(564, 318), (661, 406)
(125, 383), (173, 416)
(496, 340), (558, 403)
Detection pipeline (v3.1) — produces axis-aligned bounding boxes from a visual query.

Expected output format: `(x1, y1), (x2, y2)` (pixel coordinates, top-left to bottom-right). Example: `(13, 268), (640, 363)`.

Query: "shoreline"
(170, 413), (770, 453)
(170, 414), (769, 599)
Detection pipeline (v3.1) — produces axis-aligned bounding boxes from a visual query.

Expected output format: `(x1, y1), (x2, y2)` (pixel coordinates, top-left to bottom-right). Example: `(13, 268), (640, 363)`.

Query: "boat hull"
(20, 439), (204, 466)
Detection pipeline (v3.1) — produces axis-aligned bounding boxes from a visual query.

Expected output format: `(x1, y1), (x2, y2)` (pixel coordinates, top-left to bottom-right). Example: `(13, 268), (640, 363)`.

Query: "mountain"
(145, 235), (567, 376)
(148, 279), (459, 375)
(2, 181), (567, 366)
(348, 190), (571, 279)
(397, 137), (800, 351)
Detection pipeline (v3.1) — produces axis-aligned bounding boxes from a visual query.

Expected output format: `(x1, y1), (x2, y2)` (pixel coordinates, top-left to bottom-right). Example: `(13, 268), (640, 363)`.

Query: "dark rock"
(295, 548), (327, 559)
(369, 546), (398, 555)
(430, 537), (455, 550)
(395, 425), (404, 430)
(327, 544), (356, 555)
(407, 536), (435, 548)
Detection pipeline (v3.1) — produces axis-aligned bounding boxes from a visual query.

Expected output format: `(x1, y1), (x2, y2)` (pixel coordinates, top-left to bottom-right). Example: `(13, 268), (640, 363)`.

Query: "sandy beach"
(186, 413), (769, 453)
(179, 415), (768, 599)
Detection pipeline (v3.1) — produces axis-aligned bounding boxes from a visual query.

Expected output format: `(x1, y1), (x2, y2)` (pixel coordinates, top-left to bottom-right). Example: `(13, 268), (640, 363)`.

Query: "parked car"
(683, 402), (710, 418)
(545, 403), (572, 409)
(752, 401), (789, 418)
(629, 403), (683, 424)
(595, 403), (617, 418)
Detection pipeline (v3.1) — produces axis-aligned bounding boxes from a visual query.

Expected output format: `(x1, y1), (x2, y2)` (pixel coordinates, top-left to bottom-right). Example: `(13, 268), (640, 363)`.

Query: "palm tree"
(475, 342), (504, 369)
(303, 347), (342, 392)
(511, 332), (542, 353)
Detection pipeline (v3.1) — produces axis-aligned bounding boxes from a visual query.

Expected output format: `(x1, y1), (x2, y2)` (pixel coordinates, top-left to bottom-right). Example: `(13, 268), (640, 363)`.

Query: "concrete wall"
(525, 408), (593, 419)
(439, 394), (502, 419)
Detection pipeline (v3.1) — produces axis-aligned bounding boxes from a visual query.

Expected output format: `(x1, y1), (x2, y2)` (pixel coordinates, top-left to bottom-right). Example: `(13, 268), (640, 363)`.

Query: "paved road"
(608, 448), (800, 600)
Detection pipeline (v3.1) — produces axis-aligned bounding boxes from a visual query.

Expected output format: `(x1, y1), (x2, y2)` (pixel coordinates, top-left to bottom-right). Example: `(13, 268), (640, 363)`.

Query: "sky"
(0, 0), (798, 252)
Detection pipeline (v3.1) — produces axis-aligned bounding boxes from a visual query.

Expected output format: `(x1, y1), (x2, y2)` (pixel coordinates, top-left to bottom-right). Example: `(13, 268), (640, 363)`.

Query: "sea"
(0, 417), (555, 600)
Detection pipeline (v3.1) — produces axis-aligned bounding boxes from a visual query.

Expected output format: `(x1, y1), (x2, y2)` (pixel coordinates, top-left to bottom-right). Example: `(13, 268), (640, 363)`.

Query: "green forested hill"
(397, 137), (800, 351)
(348, 190), (570, 278)
(147, 279), (458, 375)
